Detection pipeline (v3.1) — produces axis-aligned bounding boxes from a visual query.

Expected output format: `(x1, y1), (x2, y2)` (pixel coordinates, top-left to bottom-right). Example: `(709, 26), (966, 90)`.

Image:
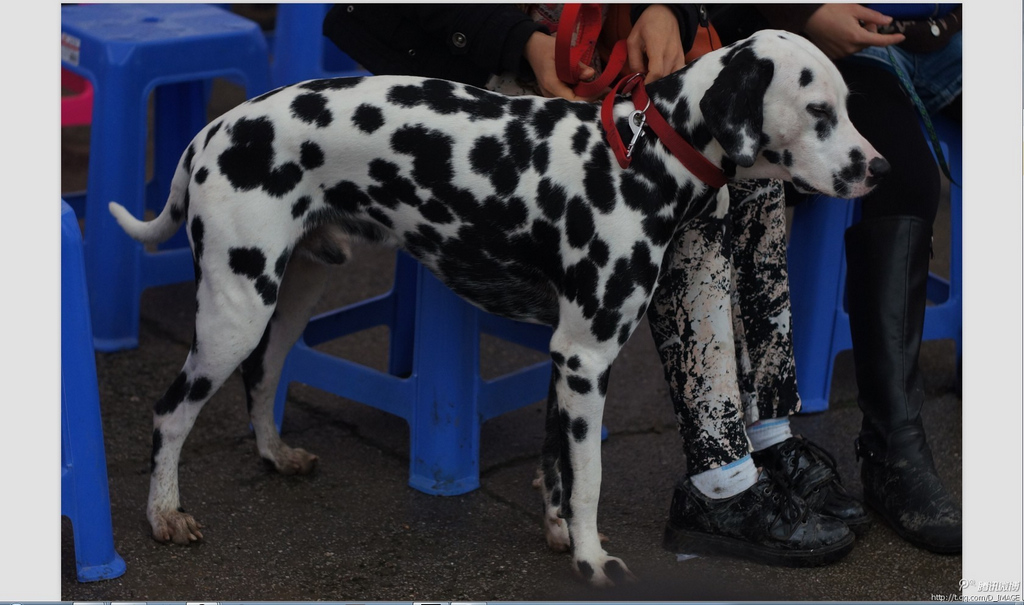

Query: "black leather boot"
(752, 436), (870, 535)
(845, 216), (961, 554)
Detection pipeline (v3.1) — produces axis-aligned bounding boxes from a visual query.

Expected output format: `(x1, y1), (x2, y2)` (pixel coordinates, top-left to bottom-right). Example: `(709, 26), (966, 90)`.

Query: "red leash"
(558, 4), (726, 188)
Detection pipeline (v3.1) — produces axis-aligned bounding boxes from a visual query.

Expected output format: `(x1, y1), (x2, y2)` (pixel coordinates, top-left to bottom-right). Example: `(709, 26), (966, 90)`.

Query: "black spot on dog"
(366, 207), (394, 230)
(537, 178), (567, 220)
(203, 122), (222, 149)
(241, 323), (272, 414)
(603, 258), (635, 310)
(419, 198), (455, 224)
(291, 92), (333, 128)
(248, 86), (287, 104)
(618, 323), (633, 345)
(229, 247), (267, 279)
(274, 249), (290, 278)
(255, 275), (279, 305)
(391, 125), (454, 190)
(570, 416), (589, 441)
(808, 102), (838, 140)
(799, 68), (814, 87)
(783, 150), (794, 167)
(324, 180), (371, 214)
(551, 352), (566, 366)
(597, 367), (611, 396)
(505, 120), (533, 170)
(532, 142), (550, 175)
(368, 159), (422, 208)
(571, 125), (591, 155)
(566, 355), (581, 371)
(577, 561), (595, 580)
(195, 166), (209, 184)
(762, 149), (781, 164)
(299, 77), (364, 92)
(604, 559), (628, 584)
(151, 428), (163, 471)
(218, 117), (303, 197)
(565, 196), (595, 249)
(155, 372), (189, 415)
(583, 147), (616, 214)
(352, 103), (384, 133)
(591, 308), (621, 342)
(563, 259), (600, 318)
(387, 79), (505, 120)
(190, 216), (205, 284)
(188, 376), (212, 401)
(531, 102), (569, 137)
(300, 141), (324, 170)
(291, 195), (312, 219)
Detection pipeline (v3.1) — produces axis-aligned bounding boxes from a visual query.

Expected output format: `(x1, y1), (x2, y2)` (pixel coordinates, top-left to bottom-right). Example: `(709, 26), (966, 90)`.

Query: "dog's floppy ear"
(699, 46), (774, 167)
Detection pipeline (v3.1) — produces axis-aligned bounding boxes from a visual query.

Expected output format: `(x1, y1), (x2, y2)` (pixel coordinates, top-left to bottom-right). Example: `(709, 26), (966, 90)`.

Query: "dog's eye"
(806, 104), (832, 120)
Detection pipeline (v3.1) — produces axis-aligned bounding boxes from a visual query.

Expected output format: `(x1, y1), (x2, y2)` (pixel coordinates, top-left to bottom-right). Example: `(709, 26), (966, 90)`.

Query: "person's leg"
(649, 190), (852, 566)
(837, 59), (961, 553)
(727, 179), (869, 533)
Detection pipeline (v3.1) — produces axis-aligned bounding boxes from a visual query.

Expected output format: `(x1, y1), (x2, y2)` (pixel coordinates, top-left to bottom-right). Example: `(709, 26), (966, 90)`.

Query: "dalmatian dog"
(110, 30), (887, 587)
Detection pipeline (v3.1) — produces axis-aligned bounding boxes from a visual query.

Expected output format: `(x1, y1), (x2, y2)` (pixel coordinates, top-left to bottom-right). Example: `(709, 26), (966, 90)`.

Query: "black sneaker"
(752, 435), (871, 535)
(663, 469), (854, 567)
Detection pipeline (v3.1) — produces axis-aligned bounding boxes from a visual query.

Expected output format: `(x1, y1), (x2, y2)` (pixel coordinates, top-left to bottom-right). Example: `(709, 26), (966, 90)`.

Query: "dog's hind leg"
(538, 370), (571, 552)
(242, 252), (340, 475)
(148, 259), (284, 545)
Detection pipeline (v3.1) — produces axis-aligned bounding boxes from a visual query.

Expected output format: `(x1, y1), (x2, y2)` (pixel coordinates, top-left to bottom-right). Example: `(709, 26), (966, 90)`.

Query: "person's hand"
(523, 31), (601, 102)
(627, 4), (687, 84)
(803, 4), (906, 60)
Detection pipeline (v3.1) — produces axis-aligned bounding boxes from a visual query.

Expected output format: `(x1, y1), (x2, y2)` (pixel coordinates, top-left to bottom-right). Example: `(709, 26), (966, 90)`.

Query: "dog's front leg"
(548, 328), (636, 587)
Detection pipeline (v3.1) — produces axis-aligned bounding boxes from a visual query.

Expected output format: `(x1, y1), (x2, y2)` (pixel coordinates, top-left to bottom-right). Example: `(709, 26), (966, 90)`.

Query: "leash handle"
(884, 46), (960, 188)
(556, 4), (629, 98)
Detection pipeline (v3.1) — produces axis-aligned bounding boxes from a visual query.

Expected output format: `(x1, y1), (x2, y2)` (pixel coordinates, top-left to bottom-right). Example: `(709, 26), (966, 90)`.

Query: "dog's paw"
(574, 554), (637, 588)
(151, 509), (203, 545)
(544, 514), (571, 552)
(269, 446), (319, 476)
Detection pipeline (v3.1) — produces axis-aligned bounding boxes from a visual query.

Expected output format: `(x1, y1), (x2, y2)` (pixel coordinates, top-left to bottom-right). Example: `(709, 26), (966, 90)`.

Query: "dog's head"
(698, 30), (888, 199)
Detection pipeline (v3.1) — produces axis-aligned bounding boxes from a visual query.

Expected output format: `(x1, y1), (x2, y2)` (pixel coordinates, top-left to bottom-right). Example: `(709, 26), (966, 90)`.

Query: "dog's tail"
(108, 161), (190, 245)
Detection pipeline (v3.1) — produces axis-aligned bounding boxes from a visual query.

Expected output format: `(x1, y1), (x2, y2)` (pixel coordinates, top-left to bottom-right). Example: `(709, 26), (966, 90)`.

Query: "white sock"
(747, 417), (793, 452)
(690, 455), (758, 499)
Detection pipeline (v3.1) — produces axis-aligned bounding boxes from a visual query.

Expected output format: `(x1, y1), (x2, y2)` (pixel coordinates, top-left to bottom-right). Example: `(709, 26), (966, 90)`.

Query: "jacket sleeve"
(629, 4), (703, 53)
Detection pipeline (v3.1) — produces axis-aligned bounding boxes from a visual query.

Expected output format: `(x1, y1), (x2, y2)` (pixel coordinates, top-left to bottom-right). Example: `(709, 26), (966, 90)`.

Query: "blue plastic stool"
(269, 3), (370, 87)
(61, 4), (271, 352)
(788, 115), (962, 412)
(274, 252), (559, 495)
(61, 200), (127, 583)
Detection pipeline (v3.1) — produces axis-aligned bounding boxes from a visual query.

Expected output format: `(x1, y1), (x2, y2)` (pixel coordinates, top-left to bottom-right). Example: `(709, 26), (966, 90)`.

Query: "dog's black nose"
(868, 157), (890, 181)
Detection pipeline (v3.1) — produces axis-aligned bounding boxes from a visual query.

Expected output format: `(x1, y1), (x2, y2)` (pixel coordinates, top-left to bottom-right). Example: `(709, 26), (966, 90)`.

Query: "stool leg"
(408, 266), (482, 495)
(387, 251), (418, 377)
(788, 197), (856, 413)
(83, 80), (147, 351)
(62, 202), (126, 582)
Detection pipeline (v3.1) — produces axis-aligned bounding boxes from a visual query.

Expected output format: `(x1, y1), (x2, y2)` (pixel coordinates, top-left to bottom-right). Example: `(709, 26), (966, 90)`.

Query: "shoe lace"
(762, 473), (808, 525)
(782, 437), (840, 487)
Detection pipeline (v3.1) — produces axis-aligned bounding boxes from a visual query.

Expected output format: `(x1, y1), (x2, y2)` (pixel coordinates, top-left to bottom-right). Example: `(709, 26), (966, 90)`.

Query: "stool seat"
(61, 200), (126, 583)
(61, 4), (270, 351)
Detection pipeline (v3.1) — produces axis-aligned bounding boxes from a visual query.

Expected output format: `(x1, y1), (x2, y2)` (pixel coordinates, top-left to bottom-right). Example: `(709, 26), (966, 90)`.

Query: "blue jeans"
(851, 30), (962, 114)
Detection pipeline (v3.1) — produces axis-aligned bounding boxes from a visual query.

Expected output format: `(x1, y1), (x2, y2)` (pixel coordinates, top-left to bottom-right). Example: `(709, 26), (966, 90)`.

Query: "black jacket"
(322, 4), (716, 87)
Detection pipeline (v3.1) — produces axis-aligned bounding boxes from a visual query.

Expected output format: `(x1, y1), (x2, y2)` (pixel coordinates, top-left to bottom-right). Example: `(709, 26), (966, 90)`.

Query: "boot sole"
(663, 523), (855, 567)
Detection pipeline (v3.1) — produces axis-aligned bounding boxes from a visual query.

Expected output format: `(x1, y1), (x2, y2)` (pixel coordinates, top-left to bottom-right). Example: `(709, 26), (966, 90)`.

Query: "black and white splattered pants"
(647, 179), (801, 475)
